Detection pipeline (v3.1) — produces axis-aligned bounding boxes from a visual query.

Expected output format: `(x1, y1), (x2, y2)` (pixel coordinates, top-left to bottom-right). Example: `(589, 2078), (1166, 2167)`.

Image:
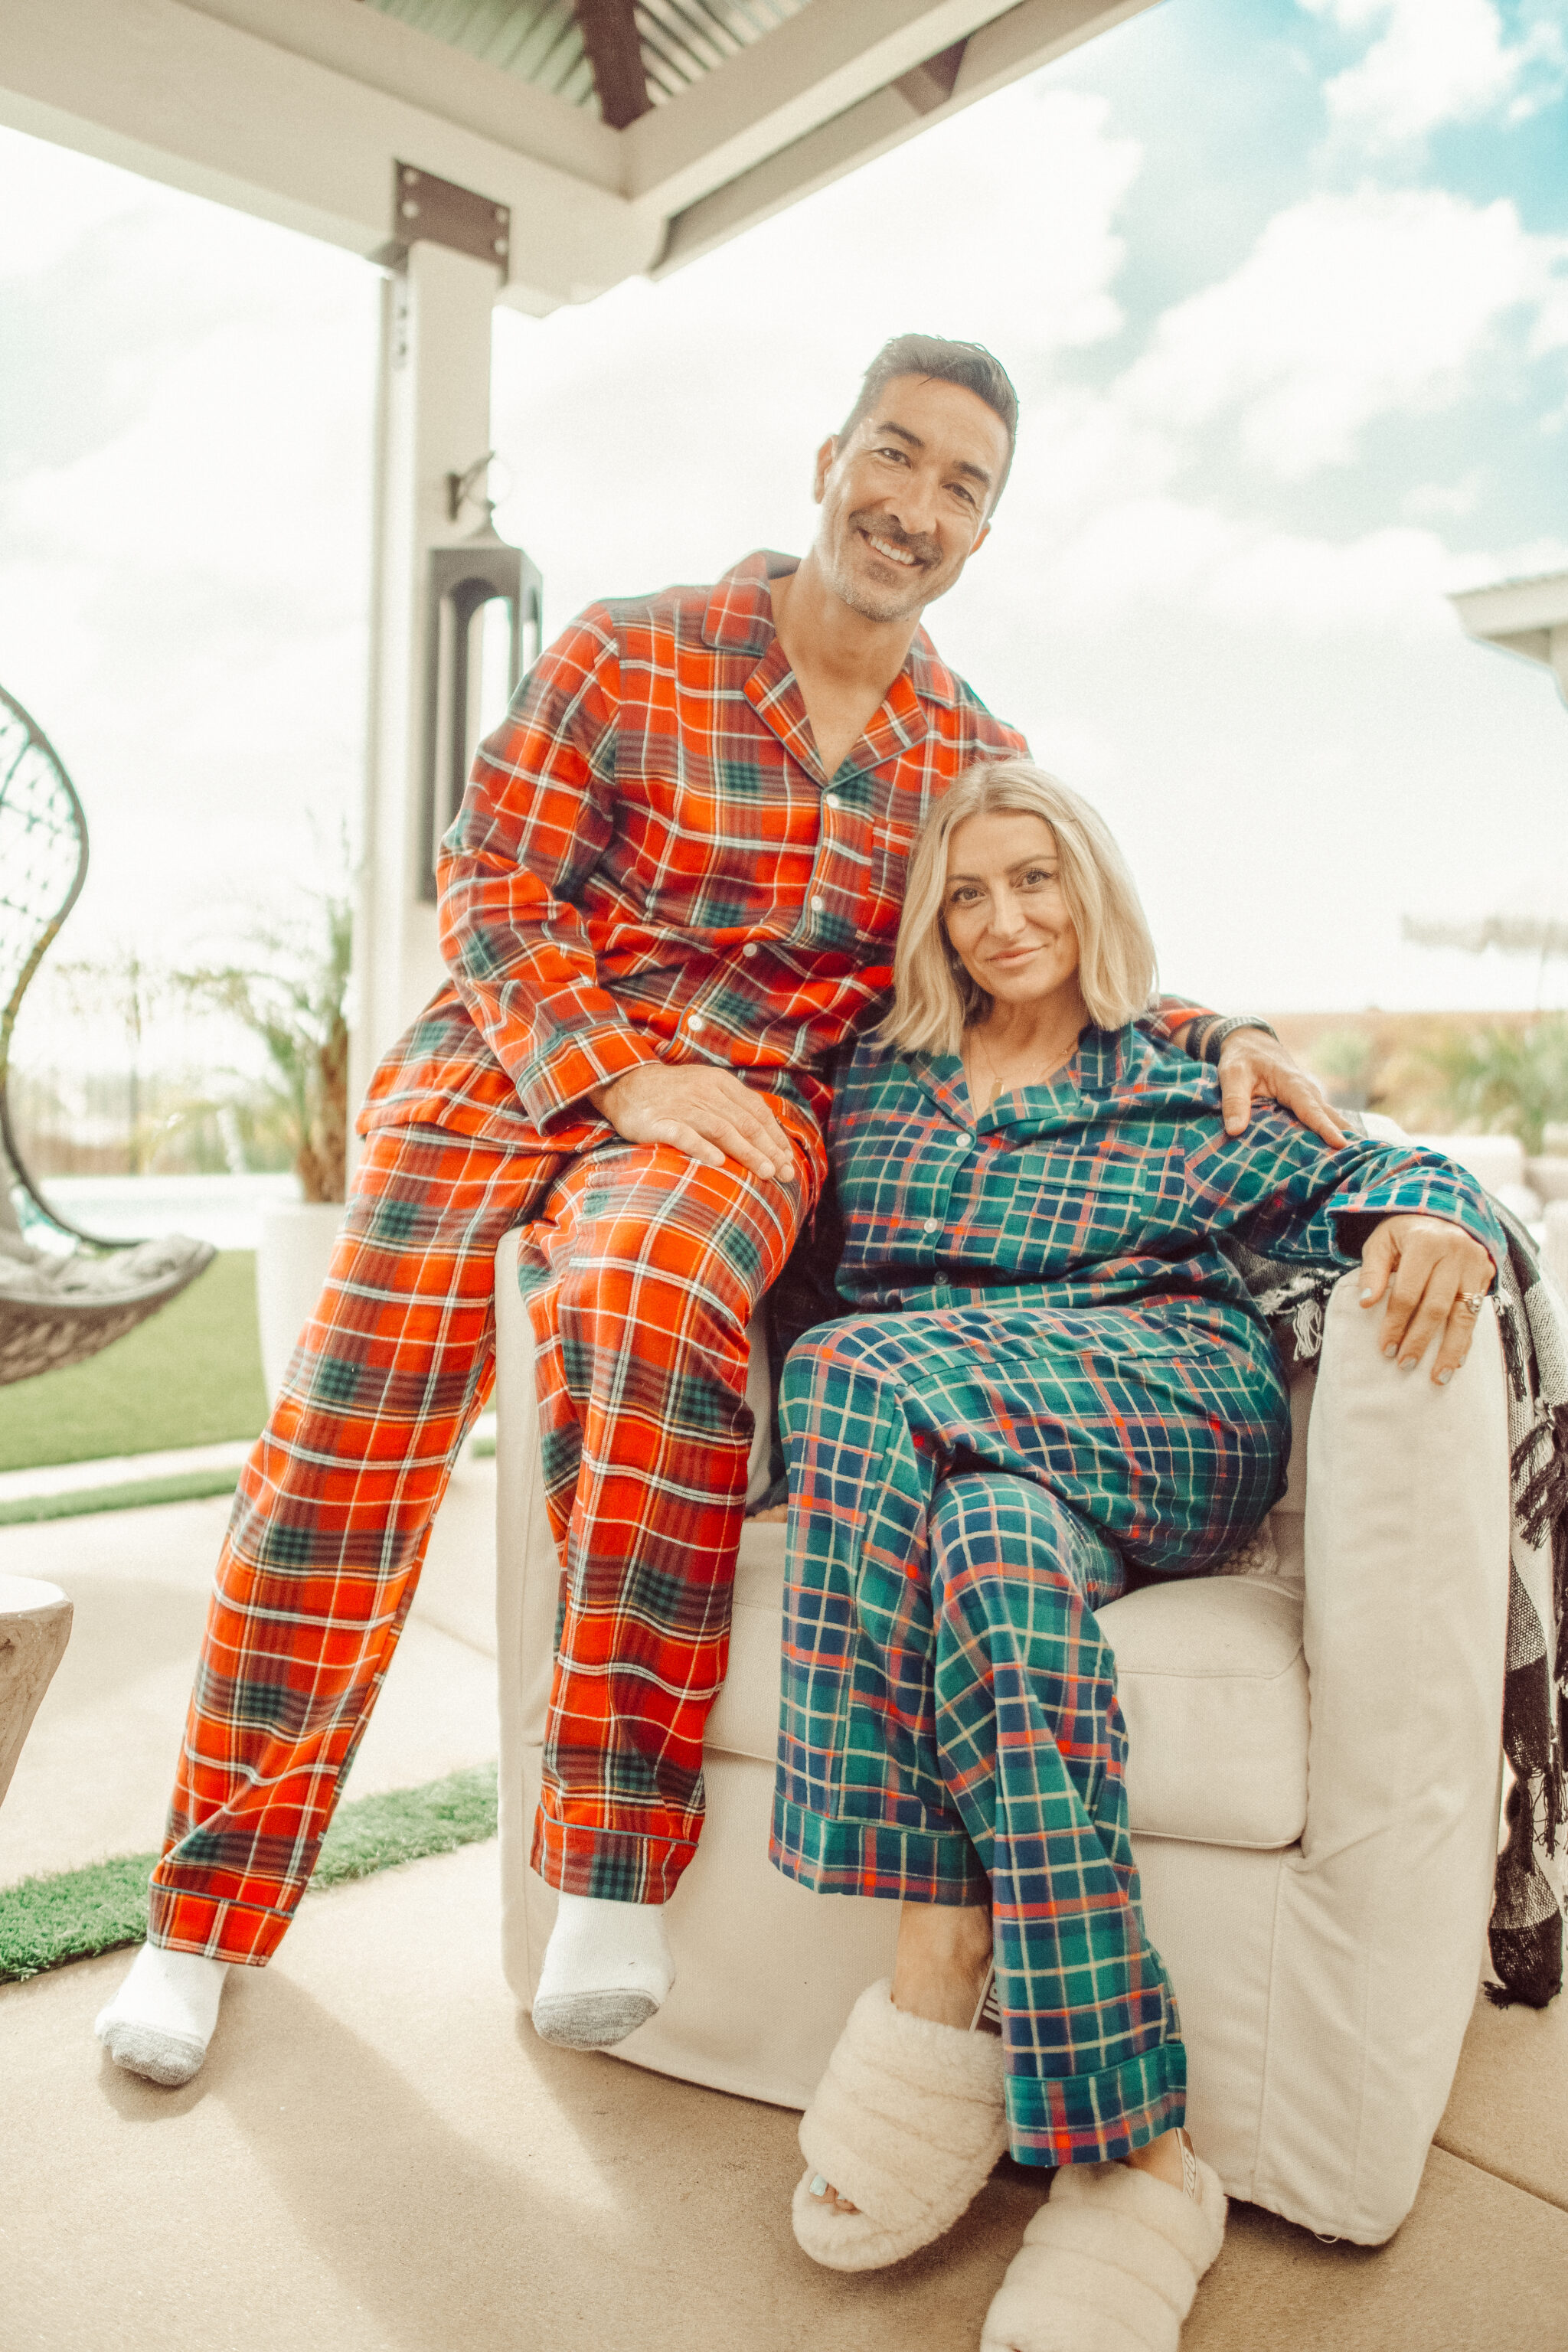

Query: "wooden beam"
(624, 0), (995, 211)
(574, 0), (651, 130)
(893, 38), (967, 113)
(652, 0), (1163, 274)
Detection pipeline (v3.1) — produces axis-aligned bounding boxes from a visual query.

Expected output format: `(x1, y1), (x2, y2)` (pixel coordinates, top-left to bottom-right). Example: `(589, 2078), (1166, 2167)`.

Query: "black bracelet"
(1198, 1015), (1278, 1065)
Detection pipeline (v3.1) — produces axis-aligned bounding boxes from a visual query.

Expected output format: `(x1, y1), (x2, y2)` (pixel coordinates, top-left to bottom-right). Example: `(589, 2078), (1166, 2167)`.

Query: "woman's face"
(942, 811), (1082, 1011)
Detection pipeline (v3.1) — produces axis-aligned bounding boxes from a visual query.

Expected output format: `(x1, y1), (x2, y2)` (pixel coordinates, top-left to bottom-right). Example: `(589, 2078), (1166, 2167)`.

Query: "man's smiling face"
(810, 373), (1010, 626)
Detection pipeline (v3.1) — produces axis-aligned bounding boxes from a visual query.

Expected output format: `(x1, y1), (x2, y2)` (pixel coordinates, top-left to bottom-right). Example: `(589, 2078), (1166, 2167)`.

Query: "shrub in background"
(178, 889), (351, 1204)
(1421, 1017), (1568, 1155)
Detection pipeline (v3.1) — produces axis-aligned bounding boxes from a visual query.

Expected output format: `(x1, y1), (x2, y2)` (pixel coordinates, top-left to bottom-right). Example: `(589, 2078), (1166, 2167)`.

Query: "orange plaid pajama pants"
(149, 1108), (820, 1963)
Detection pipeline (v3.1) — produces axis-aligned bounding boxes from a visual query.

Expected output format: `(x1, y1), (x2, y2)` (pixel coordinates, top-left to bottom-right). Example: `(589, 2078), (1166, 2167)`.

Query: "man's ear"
(969, 517), (993, 558)
(812, 434), (837, 504)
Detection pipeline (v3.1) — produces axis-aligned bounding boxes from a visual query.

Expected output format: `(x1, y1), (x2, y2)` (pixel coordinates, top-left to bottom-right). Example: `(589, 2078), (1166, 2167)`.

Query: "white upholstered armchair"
(492, 1233), (1509, 2247)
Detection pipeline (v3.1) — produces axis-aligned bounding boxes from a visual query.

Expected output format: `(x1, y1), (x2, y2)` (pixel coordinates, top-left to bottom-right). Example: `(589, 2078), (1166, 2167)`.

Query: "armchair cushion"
(1100, 1577), (1308, 1849)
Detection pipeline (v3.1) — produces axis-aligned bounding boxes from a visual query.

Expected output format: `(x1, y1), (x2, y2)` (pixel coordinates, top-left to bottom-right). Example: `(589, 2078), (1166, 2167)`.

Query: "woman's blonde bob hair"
(882, 759), (1158, 1057)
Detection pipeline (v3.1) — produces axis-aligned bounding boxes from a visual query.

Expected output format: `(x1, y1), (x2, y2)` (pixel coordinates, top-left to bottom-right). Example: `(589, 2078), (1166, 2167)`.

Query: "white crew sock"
(531, 1891), (675, 2051)
(94, 1943), (230, 2086)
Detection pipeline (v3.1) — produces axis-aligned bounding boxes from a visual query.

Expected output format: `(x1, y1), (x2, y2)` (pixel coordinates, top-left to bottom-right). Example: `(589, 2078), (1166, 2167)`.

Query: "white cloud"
(1114, 188), (1567, 477)
(0, 197), (377, 949)
(1040, 496), (1455, 637)
(1298, 0), (1567, 145)
(1404, 473), (1485, 521)
(0, 128), (153, 276)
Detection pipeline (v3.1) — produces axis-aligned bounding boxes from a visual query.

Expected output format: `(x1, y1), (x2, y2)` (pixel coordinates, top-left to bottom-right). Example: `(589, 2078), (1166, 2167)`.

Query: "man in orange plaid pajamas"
(96, 334), (1340, 2085)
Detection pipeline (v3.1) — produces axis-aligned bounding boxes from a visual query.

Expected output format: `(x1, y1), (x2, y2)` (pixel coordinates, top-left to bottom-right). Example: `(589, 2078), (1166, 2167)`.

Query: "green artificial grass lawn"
(0, 1762), (498, 1983)
(0, 1469), (242, 1527)
(0, 1250), (269, 1472)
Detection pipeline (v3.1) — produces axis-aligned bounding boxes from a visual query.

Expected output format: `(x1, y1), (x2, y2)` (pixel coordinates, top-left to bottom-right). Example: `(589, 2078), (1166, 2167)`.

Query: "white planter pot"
(256, 1200), (346, 1403)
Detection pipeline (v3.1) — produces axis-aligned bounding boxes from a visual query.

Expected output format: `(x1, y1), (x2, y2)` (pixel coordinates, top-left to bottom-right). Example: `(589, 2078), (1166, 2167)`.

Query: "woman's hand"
(1359, 1214), (1495, 1384)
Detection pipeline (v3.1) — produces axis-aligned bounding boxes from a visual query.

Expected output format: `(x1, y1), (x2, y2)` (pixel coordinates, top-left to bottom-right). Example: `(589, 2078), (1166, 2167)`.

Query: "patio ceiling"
(358, 0), (818, 122)
(0, 0), (1161, 309)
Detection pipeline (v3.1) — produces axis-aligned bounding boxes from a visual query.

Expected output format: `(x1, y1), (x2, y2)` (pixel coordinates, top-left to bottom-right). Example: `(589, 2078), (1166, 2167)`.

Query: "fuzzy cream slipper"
(792, 1978), (1008, 2272)
(980, 2143), (1227, 2352)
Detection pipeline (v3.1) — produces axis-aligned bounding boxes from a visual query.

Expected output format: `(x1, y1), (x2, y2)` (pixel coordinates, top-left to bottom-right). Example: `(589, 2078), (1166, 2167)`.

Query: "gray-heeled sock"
(531, 1892), (674, 2051)
(94, 1944), (229, 2086)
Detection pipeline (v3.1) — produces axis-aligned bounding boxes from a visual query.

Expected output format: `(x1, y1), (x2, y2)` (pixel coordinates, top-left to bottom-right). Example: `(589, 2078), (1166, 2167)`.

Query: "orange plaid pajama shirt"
(152, 551), (1201, 1958)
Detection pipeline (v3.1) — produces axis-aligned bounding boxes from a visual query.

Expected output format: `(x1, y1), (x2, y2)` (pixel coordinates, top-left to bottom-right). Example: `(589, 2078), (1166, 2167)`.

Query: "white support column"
(351, 239), (498, 1147)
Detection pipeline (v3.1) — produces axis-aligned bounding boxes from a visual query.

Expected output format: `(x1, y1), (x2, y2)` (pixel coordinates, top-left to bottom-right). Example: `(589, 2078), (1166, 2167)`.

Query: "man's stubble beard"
(820, 508), (946, 627)
(821, 544), (936, 627)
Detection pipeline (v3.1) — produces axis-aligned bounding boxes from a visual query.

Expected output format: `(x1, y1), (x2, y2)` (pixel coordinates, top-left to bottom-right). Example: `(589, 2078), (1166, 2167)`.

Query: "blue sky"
(1, 0), (1565, 1051)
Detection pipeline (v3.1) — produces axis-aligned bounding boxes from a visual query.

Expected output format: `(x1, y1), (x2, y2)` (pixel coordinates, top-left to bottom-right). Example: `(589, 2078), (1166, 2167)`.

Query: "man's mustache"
(849, 510), (939, 565)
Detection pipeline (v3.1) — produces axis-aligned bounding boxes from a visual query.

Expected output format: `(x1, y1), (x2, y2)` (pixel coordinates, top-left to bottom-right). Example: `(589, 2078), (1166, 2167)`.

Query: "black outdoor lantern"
(420, 456), (543, 901)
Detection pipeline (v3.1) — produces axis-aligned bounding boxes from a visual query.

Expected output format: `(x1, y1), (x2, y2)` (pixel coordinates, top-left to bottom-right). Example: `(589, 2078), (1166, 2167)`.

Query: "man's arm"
(436, 612), (662, 1133)
(1149, 995), (1347, 1149)
(438, 611), (797, 1178)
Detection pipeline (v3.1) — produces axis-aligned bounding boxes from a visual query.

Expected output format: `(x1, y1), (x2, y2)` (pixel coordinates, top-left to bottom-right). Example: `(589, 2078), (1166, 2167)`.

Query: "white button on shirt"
(742, 943), (757, 958)
(923, 1217), (939, 1233)
(688, 1014), (704, 1031)
(811, 896), (825, 913)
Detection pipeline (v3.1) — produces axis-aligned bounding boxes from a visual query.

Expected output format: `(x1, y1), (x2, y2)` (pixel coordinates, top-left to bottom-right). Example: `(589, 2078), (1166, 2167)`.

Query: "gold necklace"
(973, 1021), (1077, 1093)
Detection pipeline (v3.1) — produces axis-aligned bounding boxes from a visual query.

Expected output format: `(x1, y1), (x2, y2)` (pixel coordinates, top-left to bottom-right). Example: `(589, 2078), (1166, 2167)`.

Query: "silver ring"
(1461, 1292), (1486, 1317)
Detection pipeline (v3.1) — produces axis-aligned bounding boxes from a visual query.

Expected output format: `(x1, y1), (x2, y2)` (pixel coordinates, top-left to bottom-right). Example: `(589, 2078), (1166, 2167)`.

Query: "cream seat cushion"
(700, 1522), (1310, 1853)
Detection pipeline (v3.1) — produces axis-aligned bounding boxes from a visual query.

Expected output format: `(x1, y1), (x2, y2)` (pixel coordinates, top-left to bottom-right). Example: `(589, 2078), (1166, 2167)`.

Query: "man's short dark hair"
(839, 334), (1019, 510)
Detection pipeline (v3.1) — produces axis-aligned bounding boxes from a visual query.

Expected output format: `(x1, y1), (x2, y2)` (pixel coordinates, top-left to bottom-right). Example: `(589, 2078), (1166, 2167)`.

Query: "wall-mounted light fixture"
(420, 452), (544, 902)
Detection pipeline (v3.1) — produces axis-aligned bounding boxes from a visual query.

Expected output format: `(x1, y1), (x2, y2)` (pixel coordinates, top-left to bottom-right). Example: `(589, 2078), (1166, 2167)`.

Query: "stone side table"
(0, 1574), (72, 1815)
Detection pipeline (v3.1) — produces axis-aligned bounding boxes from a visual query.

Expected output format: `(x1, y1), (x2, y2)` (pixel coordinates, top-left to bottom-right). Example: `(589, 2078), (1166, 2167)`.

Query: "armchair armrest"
(1257, 1269), (1511, 2239)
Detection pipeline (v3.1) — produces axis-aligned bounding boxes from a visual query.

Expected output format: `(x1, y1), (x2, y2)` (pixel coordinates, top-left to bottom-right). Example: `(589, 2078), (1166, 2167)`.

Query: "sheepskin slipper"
(980, 2150), (1227, 2352)
(792, 1978), (1008, 2273)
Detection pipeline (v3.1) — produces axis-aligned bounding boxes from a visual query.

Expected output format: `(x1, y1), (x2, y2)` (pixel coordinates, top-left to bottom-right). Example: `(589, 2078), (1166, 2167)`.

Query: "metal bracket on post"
(382, 164), (511, 277)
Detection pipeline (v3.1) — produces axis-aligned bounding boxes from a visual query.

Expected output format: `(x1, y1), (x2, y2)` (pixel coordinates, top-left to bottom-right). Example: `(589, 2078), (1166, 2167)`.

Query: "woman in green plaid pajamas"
(770, 759), (1504, 2347)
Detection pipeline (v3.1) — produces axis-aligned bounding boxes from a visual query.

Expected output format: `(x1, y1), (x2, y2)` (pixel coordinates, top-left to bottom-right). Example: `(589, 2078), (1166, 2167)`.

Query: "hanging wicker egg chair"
(0, 684), (213, 1386)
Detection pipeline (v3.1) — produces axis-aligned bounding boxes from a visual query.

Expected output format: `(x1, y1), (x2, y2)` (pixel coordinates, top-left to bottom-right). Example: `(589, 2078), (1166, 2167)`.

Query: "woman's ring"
(1461, 1292), (1487, 1317)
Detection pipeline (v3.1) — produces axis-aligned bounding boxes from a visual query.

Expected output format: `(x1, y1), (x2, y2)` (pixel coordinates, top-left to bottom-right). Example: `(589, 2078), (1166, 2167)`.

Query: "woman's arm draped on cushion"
(1194, 1107), (1507, 1287)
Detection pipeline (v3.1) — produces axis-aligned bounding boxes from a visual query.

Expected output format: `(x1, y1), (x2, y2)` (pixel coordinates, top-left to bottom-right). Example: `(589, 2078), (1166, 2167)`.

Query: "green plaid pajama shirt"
(771, 1023), (1504, 2167)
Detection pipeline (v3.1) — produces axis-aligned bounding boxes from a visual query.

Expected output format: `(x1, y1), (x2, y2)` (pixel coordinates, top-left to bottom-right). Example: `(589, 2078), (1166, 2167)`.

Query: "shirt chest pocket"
(995, 1142), (1156, 1266)
(867, 814), (919, 916)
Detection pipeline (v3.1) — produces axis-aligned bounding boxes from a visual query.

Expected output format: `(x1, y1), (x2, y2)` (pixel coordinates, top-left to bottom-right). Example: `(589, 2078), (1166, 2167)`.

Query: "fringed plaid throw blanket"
(1232, 1195), (1568, 2010)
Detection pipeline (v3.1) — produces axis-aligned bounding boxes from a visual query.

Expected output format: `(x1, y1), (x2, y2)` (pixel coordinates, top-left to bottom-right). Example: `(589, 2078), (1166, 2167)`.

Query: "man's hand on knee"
(591, 1063), (795, 1182)
(1217, 1029), (1347, 1148)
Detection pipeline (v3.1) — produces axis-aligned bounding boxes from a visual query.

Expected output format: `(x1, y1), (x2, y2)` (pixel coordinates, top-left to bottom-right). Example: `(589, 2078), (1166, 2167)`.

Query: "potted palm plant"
(179, 890), (351, 1398)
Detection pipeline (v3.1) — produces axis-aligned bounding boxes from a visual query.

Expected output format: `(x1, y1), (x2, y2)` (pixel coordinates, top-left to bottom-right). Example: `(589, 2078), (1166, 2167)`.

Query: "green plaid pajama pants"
(769, 1296), (1289, 2167)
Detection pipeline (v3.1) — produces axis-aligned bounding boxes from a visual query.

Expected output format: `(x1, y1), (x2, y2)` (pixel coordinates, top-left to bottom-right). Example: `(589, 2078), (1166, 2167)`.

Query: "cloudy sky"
(2, 0), (1566, 1059)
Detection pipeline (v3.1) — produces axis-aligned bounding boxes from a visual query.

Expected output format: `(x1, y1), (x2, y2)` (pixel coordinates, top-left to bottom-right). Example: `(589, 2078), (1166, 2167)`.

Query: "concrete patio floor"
(4, 1491), (1568, 2351)
(0, 1454), (499, 1885)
